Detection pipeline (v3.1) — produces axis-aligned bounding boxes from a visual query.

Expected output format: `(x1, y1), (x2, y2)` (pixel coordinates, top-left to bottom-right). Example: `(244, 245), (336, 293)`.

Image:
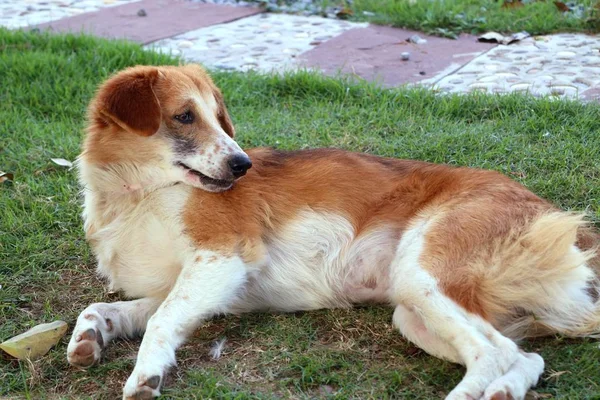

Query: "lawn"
(330, 0), (600, 37)
(1, 28), (600, 399)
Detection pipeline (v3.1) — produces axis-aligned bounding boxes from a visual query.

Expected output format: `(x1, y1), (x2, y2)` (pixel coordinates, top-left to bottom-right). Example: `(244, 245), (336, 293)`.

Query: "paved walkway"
(3, 0), (600, 101)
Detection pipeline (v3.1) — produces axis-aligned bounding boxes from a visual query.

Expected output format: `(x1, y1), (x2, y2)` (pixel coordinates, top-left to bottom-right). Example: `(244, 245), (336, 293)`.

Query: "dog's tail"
(475, 212), (600, 340)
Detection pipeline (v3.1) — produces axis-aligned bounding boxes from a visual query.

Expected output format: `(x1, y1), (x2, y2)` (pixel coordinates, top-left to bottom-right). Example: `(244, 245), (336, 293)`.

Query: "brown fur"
(83, 65), (600, 340)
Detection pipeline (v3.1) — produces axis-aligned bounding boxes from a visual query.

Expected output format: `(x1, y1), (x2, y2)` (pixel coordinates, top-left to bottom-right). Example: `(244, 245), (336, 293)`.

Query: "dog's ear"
(213, 88), (235, 138)
(96, 67), (161, 137)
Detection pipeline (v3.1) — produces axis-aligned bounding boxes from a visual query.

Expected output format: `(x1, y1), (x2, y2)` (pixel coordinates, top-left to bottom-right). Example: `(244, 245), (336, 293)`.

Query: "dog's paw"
(123, 373), (162, 400)
(445, 391), (479, 400)
(482, 352), (543, 400)
(67, 308), (114, 368)
(67, 327), (104, 368)
(484, 388), (511, 400)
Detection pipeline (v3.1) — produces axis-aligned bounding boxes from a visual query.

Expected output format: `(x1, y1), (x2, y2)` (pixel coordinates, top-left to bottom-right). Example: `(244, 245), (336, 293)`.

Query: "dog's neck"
(77, 157), (181, 238)
(77, 157), (176, 197)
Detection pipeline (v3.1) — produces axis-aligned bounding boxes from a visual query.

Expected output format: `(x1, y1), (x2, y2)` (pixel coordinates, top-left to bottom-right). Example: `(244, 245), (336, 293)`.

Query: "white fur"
(231, 210), (396, 313)
(79, 159), (192, 298)
(123, 249), (248, 399)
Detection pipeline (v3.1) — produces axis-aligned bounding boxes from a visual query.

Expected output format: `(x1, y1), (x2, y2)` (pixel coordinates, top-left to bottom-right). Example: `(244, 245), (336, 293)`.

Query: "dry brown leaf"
(502, 0), (524, 9)
(0, 171), (14, 184)
(0, 321), (68, 360)
(554, 1), (571, 12)
(336, 7), (353, 18)
(510, 171), (527, 179)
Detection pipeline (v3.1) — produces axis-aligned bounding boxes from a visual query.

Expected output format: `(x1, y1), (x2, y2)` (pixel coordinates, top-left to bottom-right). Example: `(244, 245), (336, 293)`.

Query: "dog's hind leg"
(67, 297), (162, 368)
(392, 304), (461, 363)
(389, 219), (544, 400)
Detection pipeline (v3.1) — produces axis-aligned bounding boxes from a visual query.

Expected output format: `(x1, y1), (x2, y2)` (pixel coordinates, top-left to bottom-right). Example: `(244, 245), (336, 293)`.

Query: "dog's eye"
(174, 111), (194, 124)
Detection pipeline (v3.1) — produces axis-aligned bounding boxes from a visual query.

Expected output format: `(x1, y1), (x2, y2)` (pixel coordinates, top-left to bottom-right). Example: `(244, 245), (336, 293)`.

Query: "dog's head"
(84, 64), (250, 192)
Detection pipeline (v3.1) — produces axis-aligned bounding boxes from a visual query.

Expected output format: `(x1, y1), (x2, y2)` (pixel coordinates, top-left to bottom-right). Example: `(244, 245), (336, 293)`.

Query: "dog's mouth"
(176, 162), (233, 189)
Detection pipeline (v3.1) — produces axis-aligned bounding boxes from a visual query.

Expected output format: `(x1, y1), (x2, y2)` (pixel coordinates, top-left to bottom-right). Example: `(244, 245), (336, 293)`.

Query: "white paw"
(482, 352), (544, 400)
(123, 369), (163, 400)
(483, 383), (514, 400)
(445, 389), (479, 400)
(67, 310), (112, 368)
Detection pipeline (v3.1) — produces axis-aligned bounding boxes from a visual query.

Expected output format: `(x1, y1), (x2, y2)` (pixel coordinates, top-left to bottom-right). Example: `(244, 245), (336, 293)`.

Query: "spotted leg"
(121, 250), (248, 399)
(67, 298), (162, 368)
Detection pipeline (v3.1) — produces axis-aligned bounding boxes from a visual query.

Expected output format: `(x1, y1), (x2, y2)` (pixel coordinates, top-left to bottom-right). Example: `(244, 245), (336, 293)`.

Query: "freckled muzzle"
(228, 154), (252, 178)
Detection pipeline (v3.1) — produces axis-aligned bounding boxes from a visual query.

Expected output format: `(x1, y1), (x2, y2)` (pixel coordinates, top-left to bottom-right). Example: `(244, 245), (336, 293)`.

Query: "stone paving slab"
(0, 0), (140, 29)
(148, 13), (367, 72)
(4, 0), (600, 101)
(581, 85), (600, 101)
(433, 34), (600, 99)
(34, 0), (262, 44)
(298, 25), (496, 87)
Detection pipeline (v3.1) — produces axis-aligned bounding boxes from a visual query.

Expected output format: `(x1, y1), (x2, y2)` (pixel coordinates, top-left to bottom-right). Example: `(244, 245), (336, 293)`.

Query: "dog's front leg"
(122, 250), (247, 400)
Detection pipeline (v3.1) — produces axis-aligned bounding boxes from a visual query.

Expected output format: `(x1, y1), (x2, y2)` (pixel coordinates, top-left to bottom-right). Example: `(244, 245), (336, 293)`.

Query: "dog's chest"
(85, 187), (190, 298)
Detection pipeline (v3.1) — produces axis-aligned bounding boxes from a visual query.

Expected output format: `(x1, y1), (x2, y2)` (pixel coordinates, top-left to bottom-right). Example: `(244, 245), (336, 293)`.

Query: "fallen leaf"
(336, 7), (353, 19)
(51, 158), (73, 168)
(554, 1), (570, 12)
(502, 0), (523, 9)
(0, 321), (68, 360)
(478, 31), (505, 43)
(478, 31), (530, 45)
(510, 31), (530, 43)
(0, 171), (14, 184)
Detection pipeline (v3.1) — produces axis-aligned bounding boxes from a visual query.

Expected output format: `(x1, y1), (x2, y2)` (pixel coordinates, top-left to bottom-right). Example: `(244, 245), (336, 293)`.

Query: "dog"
(67, 64), (600, 400)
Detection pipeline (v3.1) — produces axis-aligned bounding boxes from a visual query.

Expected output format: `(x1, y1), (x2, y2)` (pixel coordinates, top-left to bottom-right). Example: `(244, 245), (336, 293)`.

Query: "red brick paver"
(34, 0), (262, 44)
(298, 25), (496, 87)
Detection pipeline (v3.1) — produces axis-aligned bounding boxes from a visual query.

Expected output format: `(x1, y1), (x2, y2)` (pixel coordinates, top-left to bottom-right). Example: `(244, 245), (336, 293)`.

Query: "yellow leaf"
(0, 321), (68, 360)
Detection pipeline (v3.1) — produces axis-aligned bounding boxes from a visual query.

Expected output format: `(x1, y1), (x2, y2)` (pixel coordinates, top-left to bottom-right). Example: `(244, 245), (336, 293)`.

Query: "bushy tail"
(476, 212), (600, 340)
(576, 223), (600, 274)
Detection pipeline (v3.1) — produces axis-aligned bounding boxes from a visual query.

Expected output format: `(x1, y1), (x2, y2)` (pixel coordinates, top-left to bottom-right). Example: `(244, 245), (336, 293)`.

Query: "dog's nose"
(228, 154), (252, 178)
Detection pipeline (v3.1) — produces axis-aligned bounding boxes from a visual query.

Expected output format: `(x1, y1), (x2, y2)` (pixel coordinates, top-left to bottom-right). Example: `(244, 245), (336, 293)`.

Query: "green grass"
(334, 0), (600, 38)
(1, 28), (600, 399)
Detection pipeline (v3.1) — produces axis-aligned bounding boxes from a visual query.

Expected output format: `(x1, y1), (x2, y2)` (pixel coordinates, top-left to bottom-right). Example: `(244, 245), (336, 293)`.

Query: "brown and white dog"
(67, 64), (600, 400)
